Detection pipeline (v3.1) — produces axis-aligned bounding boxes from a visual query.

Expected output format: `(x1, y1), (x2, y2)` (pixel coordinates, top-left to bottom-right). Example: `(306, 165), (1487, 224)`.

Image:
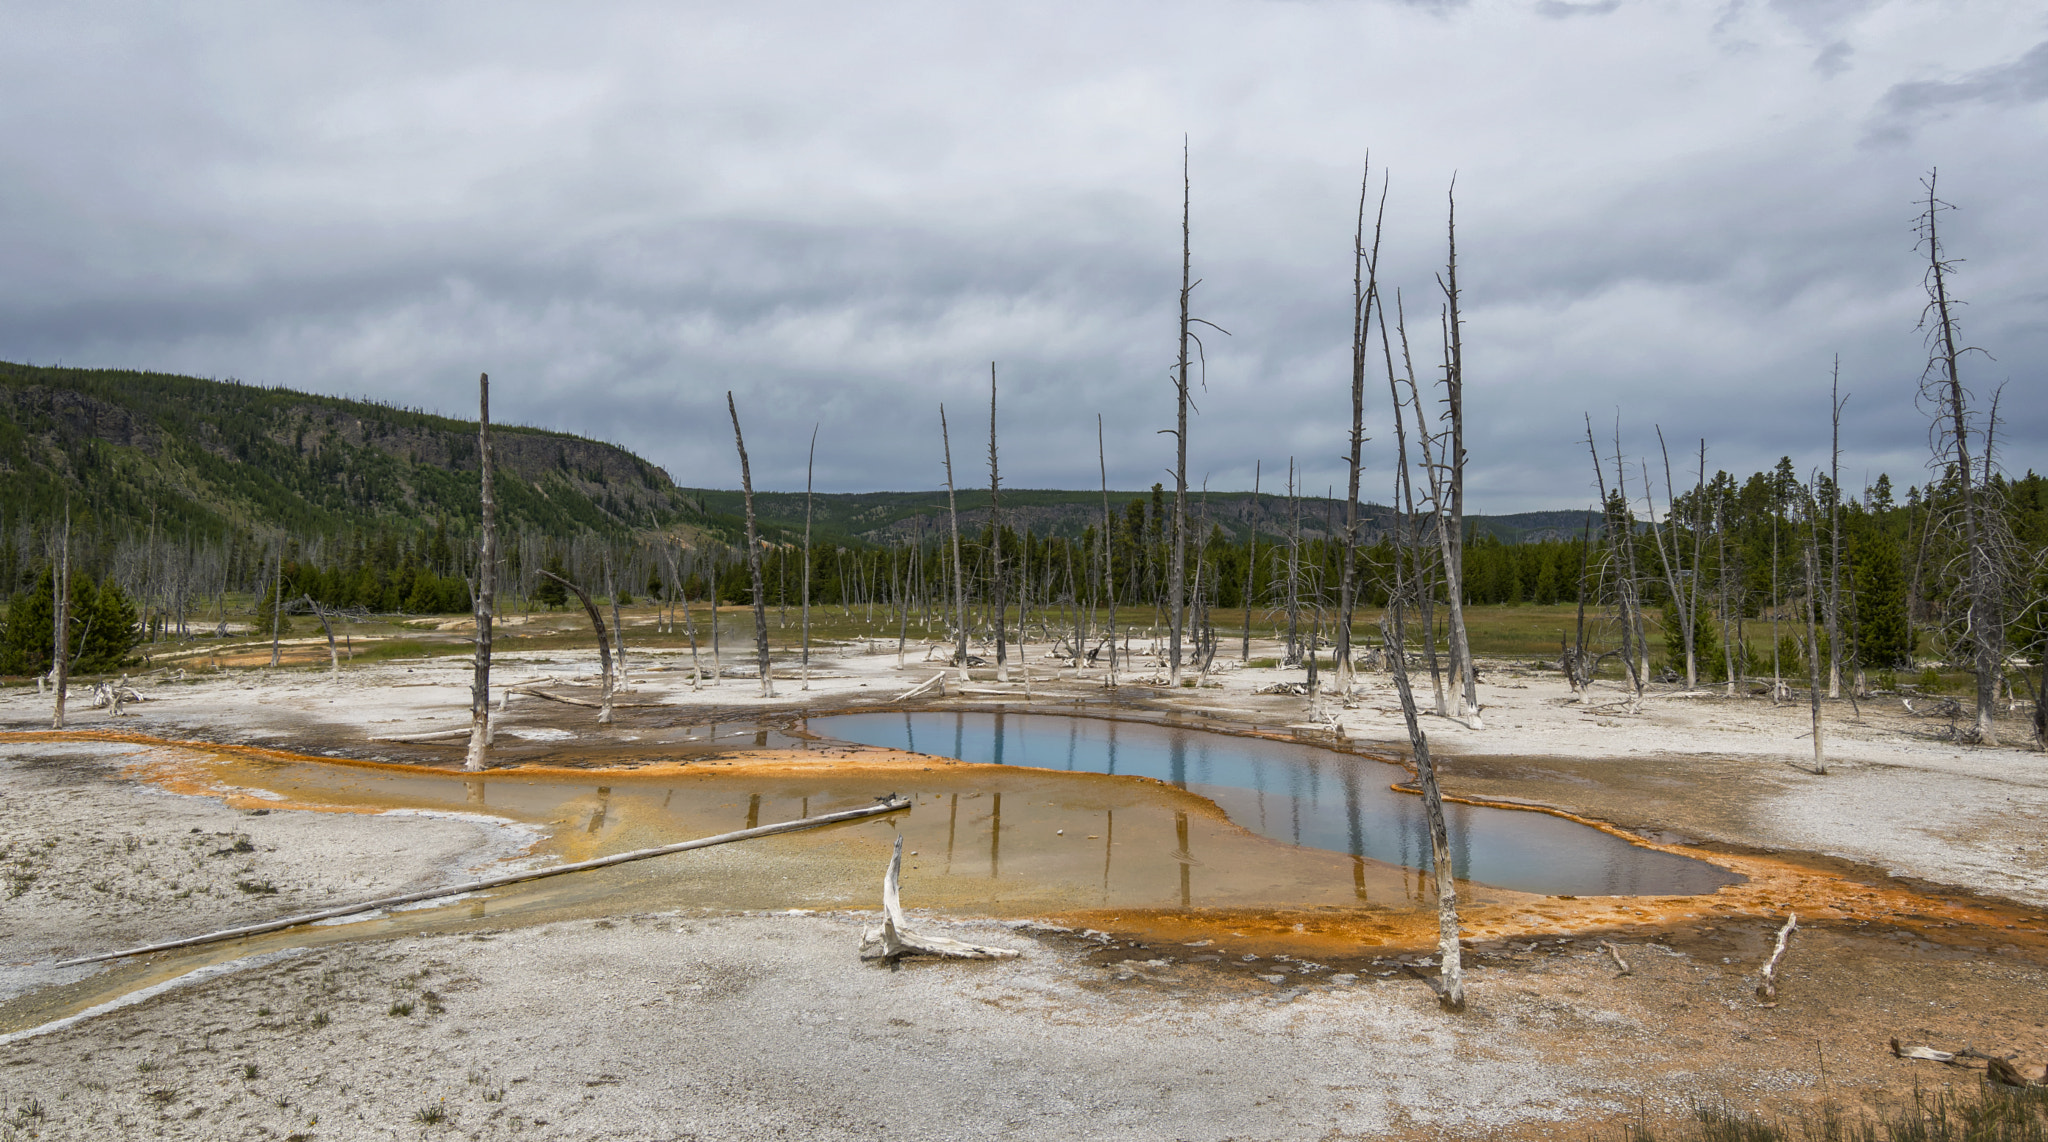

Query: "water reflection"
(816, 711), (1740, 898)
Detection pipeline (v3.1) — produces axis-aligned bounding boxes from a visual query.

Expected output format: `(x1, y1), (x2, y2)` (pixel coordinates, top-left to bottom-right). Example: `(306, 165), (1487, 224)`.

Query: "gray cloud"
(1873, 39), (2048, 136)
(0, 1), (2041, 512)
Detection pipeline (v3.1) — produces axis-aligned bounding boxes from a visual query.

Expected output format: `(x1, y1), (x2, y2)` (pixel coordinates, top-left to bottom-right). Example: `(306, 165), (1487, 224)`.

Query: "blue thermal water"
(814, 711), (1740, 897)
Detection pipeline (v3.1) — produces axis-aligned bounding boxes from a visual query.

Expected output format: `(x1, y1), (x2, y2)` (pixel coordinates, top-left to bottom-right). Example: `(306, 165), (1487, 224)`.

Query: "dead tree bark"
(1648, 430), (1696, 688)
(51, 509), (70, 729)
(1098, 414), (1118, 687)
(1755, 913), (1798, 1003)
(539, 569), (613, 723)
(941, 404), (970, 681)
(802, 424), (817, 690)
(1828, 361), (1847, 699)
(467, 371), (497, 772)
(1242, 460), (1259, 663)
(1802, 485), (1829, 774)
(268, 539), (285, 669)
(725, 392), (775, 699)
(1919, 171), (2000, 744)
(302, 595), (339, 679)
(1437, 183), (1481, 726)
(988, 363), (1008, 682)
(1381, 428), (1464, 1012)
(1338, 161), (1386, 696)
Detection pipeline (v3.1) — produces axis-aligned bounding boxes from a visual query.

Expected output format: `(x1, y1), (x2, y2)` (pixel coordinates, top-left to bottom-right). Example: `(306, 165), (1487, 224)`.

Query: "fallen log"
(508, 688), (665, 710)
(859, 835), (1018, 961)
(1891, 1039), (2043, 1086)
(369, 728), (473, 743)
(1755, 913), (1798, 1004)
(891, 673), (947, 703)
(58, 795), (912, 967)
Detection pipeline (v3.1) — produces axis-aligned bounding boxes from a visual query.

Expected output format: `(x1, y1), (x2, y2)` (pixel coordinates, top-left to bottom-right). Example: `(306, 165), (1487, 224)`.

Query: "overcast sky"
(2, 1), (2042, 512)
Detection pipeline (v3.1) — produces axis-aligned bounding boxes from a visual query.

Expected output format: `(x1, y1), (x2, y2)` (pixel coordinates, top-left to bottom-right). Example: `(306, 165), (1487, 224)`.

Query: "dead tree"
(988, 363), (1008, 682)
(1098, 414), (1118, 687)
(802, 424), (817, 690)
(302, 595), (339, 679)
(268, 539), (285, 669)
(1918, 171), (2002, 743)
(940, 404), (970, 680)
(538, 569), (613, 723)
(1242, 460), (1259, 663)
(467, 371), (497, 772)
(1801, 481), (1829, 774)
(1381, 373), (1465, 1012)
(1435, 183), (1481, 725)
(51, 509), (70, 729)
(1164, 140), (1229, 687)
(1337, 161), (1387, 695)
(1827, 362), (1847, 699)
(725, 393), (775, 699)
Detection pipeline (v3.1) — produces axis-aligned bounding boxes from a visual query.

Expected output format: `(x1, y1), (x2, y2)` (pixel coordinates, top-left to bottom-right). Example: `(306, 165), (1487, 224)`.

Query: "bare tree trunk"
(1019, 521), (1032, 700)
(1243, 461), (1259, 663)
(539, 569), (613, 723)
(268, 540), (285, 669)
(664, 545), (702, 688)
(1827, 361), (1846, 699)
(52, 510), (70, 729)
(1380, 400), (1464, 1012)
(1649, 432), (1695, 688)
(467, 372), (496, 771)
(606, 553), (628, 691)
(1438, 185), (1480, 726)
(802, 424), (817, 690)
(1098, 415), (1118, 688)
(1338, 161), (1385, 697)
(988, 364), (1008, 682)
(1802, 492), (1828, 774)
(725, 393), (775, 699)
(1919, 172), (1999, 744)
(1168, 139), (1195, 689)
(304, 595), (339, 680)
(940, 405), (970, 682)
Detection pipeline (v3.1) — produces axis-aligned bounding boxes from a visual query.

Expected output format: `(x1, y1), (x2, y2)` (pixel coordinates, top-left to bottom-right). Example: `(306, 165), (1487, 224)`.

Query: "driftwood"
(508, 688), (664, 710)
(1891, 1039), (2044, 1086)
(59, 796), (912, 967)
(860, 835), (1019, 961)
(1755, 913), (1798, 1004)
(892, 673), (947, 702)
(1601, 941), (1633, 976)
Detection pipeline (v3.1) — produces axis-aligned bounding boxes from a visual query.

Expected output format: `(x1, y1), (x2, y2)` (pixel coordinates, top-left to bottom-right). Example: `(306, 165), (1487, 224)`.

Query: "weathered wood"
(52, 510), (69, 729)
(892, 673), (947, 702)
(1755, 912), (1798, 1004)
(859, 835), (1019, 961)
(726, 393), (776, 699)
(468, 372), (497, 770)
(1601, 941), (1632, 976)
(59, 796), (913, 968)
(537, 569), (613, 723)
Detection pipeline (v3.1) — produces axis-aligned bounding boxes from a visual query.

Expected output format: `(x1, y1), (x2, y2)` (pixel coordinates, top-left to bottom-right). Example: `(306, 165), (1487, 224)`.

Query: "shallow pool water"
(812, 711), (1741, 897)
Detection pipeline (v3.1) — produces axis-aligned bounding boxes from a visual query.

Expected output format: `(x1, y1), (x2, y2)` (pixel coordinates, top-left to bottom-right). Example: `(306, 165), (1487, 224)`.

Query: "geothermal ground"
(2, 616), (2045, 1140)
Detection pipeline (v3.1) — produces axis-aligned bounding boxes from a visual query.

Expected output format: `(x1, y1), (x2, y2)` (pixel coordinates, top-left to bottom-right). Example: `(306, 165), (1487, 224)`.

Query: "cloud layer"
(1, 1), (2042, 510)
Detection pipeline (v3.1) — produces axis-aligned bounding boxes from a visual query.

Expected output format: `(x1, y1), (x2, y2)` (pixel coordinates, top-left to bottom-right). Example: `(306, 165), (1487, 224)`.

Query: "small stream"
(812, 711), (1740, 898)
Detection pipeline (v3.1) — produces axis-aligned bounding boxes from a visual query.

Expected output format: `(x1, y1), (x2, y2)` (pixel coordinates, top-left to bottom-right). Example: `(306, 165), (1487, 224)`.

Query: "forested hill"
(685, 487), (1597, 548)
(0, 362), (698, 538)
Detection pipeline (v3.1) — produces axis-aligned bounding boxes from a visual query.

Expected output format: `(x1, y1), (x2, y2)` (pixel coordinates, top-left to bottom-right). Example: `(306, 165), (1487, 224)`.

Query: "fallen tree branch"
(1755, 913), (1798, 1004)
(1601, 941), (1633, 976)
(58, 795), (912, 967)
(859, 834), (1019, 961)
(891, 673), (947, 702)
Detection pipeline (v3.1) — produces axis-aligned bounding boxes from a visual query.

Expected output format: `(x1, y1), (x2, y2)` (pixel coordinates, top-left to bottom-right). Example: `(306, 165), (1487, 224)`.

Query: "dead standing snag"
(860, 835), (1019, 961)
(538, 569), (614, 724)
(467, 371), (497, 772)
(726, 392), (775, 699)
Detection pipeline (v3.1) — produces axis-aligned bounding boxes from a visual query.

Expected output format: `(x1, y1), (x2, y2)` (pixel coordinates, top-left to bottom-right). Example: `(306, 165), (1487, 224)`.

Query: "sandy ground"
(3, 640), (2047, 1140)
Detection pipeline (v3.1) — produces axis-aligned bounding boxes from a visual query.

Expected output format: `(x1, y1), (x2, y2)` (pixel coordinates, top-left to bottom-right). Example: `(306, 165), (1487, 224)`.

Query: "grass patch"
(1630, 1084), (2048, 1142)
(413, 1102), (446, 1125)
(388, 1000), (414, 1017)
